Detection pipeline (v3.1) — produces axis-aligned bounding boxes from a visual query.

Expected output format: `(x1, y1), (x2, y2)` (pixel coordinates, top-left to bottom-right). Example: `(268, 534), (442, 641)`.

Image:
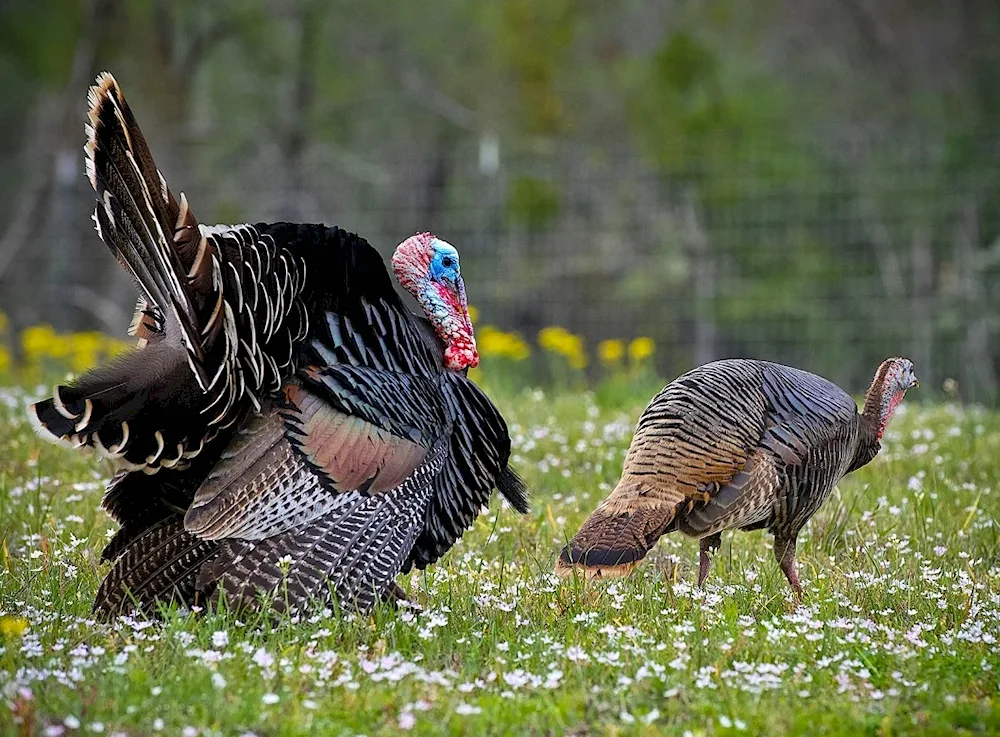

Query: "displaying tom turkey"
(556, 358), (917, 595)
(28, 72), (528, 617)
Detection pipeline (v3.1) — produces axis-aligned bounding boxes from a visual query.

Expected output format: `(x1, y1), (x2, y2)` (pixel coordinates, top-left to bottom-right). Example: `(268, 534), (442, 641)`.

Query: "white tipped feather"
(160, 443), (185, 468)
(92, 433), (111, 458)
(26, 404), (72, 447)
(146, 430), (165, 464)
(108, 421), (130, 455)
(176, 192), (191, 230)
(74, 399), (93, 432)
(52, 387), (76, 420)
(181, 437), (205, 459)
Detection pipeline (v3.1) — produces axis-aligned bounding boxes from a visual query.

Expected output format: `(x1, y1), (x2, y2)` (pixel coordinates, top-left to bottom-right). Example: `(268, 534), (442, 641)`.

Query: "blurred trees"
(0, 0), (998, 401)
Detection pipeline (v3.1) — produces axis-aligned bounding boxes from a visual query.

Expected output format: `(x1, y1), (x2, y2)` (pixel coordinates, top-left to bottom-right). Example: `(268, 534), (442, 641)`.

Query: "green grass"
(1, 376), (999, 736)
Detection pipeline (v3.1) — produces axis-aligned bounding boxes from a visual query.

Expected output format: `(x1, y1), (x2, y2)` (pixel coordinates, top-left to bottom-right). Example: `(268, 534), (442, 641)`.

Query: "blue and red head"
(391, 232), (478, 371)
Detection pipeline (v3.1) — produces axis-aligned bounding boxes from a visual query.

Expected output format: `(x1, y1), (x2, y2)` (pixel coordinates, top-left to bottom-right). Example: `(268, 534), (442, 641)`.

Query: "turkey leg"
(697, 532), (722, 587)
(773, 535), (803, 597)
(384, 581), (422, 611)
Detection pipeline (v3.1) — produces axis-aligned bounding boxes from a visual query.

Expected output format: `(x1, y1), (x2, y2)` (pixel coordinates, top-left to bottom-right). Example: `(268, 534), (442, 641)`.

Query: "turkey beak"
(454, 275), (474, 334)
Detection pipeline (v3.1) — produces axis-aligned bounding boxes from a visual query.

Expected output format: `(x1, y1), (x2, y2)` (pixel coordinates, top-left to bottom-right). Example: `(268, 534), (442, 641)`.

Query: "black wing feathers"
(404, 374), (525, 571)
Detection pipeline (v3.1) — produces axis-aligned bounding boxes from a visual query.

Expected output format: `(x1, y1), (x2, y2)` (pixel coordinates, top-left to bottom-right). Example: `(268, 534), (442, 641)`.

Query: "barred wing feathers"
(299, 364), (528, 571)
(196, 441), (447, 614)
(184, 394), (451, 614)
(94, 516), (219, 617)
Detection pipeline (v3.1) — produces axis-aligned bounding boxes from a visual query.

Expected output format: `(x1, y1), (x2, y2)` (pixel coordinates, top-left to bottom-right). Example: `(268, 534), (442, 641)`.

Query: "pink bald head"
(863, 357), (918, 439)
(391, 232), (479, 371)
(391, 232), (436, 294)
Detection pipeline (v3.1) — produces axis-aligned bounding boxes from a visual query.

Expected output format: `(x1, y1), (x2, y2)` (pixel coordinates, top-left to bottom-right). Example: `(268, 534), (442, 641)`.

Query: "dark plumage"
(28, 72), (528, 618)
(556, 358), (917, 595)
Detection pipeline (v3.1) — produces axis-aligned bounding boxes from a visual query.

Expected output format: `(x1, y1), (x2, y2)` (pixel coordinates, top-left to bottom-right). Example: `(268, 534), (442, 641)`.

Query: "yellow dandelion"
(507, 335), (531, 362)
(537, 326), (570, 354)
(0, 311), (8, 333)
(467, 305), (480, 324)
(566, 349), (588, 370)
(597, 339), (624, 365)
(72, 332), (105, 352)
(0, 616), (28, 638)
(105, 337), (133, 357)
(69, 332), (106, 372)
(478, 325), (531, 362)
(477, 325), (507, 356)
(0, 345), (9, 374)
(21, 324), (58, 359)
(628, 336), (656, 363)
(538, 326), (587, 369)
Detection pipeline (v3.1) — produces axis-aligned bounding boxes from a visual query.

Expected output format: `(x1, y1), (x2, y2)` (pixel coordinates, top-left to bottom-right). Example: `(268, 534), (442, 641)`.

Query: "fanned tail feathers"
(28, 72), (309, 473)
(84, 72), (210, 358)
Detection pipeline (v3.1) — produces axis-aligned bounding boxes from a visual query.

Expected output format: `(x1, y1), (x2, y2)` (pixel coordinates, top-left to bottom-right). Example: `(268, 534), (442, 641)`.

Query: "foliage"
(505, 177), (561, 231)
(2, 1), (1000, 401)
(0, 0), (83, 88)
(493, 0), (580, 135)
(1, 367), (999, 735)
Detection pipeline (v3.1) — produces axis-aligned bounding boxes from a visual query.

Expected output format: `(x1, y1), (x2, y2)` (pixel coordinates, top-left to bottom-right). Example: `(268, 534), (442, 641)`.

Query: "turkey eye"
(441, 256), (454, 268)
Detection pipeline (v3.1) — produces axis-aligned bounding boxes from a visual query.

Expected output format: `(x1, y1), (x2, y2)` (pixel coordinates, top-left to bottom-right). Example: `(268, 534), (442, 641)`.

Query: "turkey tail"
(93, 515), (220, 619)
(28, 72), (241, 471)
(497, 465), (529, 514)
(84, 72), (214, 354)
(197, 440), (447, 615)
(555, 482), (679, 580)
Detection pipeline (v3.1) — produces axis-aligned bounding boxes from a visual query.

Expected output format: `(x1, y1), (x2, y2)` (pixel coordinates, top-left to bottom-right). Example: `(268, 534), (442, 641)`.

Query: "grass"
(1, 373), (999, 736)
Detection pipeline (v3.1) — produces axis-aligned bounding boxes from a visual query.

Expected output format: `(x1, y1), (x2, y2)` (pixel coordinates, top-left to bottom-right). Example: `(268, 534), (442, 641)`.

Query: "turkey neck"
(859, 363), (897, 443)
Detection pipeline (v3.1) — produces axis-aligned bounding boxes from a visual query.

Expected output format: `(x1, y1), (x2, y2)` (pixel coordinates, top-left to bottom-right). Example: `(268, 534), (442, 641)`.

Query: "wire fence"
(2, 133), (999, 402)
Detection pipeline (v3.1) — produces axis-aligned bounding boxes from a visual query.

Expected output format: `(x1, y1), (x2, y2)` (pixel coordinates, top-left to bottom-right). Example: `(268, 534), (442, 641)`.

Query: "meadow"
(1, 342), (998, 735)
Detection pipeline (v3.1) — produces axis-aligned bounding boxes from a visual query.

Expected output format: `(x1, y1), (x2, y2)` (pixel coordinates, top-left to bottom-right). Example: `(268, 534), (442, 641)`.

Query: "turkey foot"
(385, 582), (422, 611)
(698, 532), (722, 587)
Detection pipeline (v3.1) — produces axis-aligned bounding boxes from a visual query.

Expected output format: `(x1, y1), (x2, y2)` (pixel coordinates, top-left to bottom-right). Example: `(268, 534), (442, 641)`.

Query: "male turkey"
(556, 358), (917, 595)
(28, 72), (528, 617)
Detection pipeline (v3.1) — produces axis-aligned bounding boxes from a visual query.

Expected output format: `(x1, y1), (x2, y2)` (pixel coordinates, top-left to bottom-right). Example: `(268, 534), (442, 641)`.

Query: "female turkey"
(28, 72), (528, 617)
(556, 358), (917, 595)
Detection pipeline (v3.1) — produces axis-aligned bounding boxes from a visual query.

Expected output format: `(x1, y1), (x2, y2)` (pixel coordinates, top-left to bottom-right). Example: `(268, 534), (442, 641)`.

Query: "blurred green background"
(1, 0), (998, 401)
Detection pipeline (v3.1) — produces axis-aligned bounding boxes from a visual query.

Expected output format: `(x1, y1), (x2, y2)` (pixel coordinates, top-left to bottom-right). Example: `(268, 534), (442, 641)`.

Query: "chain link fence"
(2, 133), (998, 402)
